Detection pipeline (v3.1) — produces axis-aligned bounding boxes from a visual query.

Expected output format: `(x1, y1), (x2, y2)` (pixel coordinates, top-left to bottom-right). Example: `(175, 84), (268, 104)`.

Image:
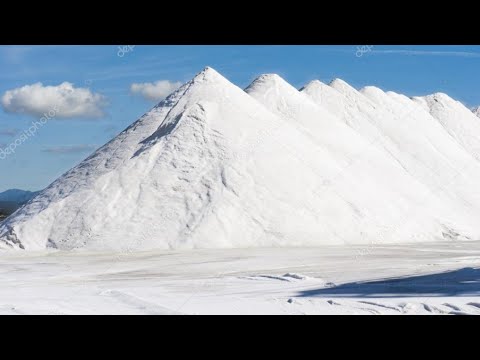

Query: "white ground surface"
(1, 241), (479, 314)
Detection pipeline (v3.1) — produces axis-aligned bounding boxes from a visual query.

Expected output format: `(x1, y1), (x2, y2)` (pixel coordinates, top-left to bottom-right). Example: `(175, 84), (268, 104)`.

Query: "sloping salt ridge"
(246, 74), (370, 165)
(472, 106), (480, 118)
(314, 77), (480, 195)
(414, 93), (480, 162)
(303, 77), (480, 235)
(246, 74), (477, 244)
(359, 86), (480, 206)
(362, 86), (480, 222)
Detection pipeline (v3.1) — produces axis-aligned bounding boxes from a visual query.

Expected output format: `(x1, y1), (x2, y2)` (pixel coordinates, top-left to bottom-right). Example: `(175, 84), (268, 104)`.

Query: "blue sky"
(0, 45), (479, 192)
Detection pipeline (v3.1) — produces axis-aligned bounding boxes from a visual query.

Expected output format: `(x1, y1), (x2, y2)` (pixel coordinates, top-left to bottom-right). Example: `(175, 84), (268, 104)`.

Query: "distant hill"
(0, 190), (39, 221)
(0, 189), (39, 204)
(0, 200), (18, 215)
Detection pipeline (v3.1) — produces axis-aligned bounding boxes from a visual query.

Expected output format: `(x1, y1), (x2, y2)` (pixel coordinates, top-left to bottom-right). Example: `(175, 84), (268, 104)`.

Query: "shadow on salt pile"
(299, 267), (480, 298)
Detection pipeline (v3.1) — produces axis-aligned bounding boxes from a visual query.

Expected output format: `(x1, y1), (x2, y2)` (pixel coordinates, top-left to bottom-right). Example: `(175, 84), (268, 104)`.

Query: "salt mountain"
(1, 67), (480, 251)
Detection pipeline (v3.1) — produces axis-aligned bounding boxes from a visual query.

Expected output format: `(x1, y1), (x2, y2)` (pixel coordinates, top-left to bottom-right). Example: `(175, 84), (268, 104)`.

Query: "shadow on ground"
(299, 267), (480, 298)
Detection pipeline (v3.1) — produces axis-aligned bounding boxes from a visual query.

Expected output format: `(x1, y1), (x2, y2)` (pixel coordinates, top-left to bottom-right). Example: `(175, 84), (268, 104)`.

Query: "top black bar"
(3, 4), (479, 44)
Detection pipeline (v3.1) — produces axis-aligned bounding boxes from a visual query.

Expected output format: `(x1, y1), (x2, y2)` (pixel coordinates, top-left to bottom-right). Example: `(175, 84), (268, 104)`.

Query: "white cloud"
(130, 80), (182, 101)
(0, 128), (18, 137)
(371, 50), (480, 58)
(0, 45), (33, 64)
(1, 82), (107, 119)
(42, 145), (97, 154)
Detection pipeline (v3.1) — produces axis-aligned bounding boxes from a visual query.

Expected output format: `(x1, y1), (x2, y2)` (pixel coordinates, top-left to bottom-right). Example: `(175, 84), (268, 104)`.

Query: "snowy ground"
(1, 241), (480, 315)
